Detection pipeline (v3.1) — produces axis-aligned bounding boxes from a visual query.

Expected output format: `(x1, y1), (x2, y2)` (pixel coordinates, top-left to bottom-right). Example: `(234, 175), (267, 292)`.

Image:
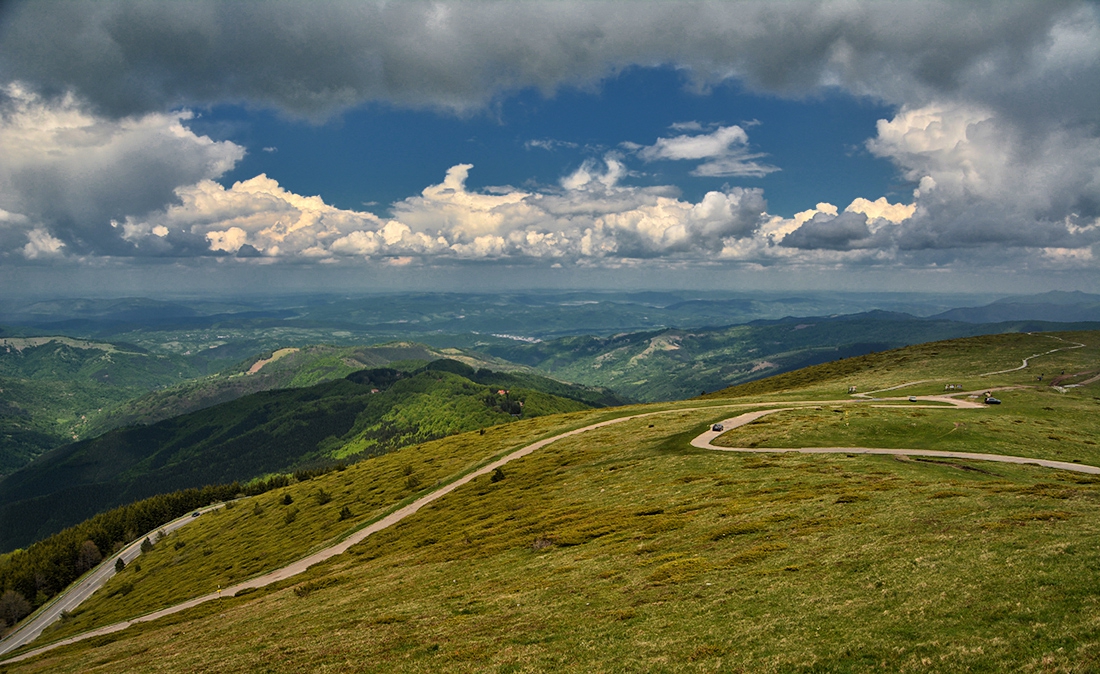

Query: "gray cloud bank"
(0, 0), (1098, 273)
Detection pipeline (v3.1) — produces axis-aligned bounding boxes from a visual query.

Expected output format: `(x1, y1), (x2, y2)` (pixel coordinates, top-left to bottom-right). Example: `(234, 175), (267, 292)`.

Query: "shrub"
(281, 494), (294, 506)
(115, 558), (126, 573)
(284, 508), (299, 525)
(75, 540), (102, 574)
(490, 467), (505, 483)
(140, 537), (154, 554)
(0, 590), (31, 627)
(338, 506), (353, 521)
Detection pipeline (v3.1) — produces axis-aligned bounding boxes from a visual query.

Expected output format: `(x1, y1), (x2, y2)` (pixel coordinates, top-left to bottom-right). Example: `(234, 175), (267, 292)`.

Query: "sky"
(1, 1), (1099, 297)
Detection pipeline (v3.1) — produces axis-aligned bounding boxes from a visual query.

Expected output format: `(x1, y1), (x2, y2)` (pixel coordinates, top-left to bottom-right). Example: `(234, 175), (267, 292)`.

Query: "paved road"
(4, 392), (1098, 665)
(979, 336), (1086, 377)
(691, 407), (1100, 475)
(0, 503), (223, 657)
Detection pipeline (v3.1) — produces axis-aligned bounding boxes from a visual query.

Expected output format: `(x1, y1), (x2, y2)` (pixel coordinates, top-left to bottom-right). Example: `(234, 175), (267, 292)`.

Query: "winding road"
(691, 407), (1100, 475)
(978, 335), (1086, 377)
(0, 503), (224, 658)
(3, 390), (1099, 665)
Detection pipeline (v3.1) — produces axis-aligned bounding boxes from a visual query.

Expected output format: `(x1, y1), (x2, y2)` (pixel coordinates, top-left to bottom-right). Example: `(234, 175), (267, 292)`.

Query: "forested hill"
(0, 360), (621, 552)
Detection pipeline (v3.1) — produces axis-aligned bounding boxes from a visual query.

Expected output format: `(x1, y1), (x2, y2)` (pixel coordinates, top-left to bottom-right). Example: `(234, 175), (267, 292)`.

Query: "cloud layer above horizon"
(1, 0), (1098, 278)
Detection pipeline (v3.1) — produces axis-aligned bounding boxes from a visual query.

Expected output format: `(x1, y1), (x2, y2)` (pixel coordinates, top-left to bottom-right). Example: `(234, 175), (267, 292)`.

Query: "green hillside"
(0, 336), (200, 475)
(4, 331), (1098, 671)
(481, 312), (1096, 401)
(0, 361), (617, 552)
(80, 342), (531, 439)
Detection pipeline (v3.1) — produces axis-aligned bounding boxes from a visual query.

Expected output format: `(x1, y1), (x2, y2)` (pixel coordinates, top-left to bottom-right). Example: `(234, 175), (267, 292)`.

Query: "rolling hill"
(0, 360), (623, 552)
(79, 342), (537, 439)
(2, 330), (1098, 671)
(0, 336), (200, 475)
(0, 337), (542, 478)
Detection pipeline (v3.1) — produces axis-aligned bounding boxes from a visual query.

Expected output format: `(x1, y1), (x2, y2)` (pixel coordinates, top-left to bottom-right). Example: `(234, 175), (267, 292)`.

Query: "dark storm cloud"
(781, 211), (873, 251)
(1, 1), (1098, 269)
(0, 1), (1090, 121)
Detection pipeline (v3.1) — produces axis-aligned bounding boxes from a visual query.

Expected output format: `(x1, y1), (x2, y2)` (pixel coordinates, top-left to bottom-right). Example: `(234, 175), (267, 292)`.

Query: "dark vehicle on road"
(711, 423), (724, 432)
(984, 397), (1001, 405)
(191, 511), (201, 517)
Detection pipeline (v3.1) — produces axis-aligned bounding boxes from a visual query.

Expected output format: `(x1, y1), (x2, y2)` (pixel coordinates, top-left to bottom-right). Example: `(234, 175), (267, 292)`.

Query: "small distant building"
(847, 386), (857, 393)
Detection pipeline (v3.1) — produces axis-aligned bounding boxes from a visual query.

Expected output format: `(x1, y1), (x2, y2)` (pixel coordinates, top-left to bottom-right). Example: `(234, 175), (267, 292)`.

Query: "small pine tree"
(140, 537), (153, 554)
(115, 558), (126, 573)
(490, 467), (505, 483)
(282, 493), (294, 506)
(338, 505), (352, 521)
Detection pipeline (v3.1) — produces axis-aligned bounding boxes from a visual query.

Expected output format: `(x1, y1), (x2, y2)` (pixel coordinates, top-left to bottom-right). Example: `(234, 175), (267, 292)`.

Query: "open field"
(3, 331), (1099, 671)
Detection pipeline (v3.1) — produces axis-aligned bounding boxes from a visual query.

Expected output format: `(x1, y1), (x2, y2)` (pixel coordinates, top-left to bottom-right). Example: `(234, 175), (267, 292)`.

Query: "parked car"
(908, 396), (918, 402)
(711, 423), (724, 432)
(191, 511), (201, 517)
(984, 397), (1001, 405)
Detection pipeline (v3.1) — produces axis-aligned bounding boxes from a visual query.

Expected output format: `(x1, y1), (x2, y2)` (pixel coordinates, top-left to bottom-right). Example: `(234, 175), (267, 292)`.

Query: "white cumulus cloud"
(0, 83), (244, 256)
(635, 124), (778, 178)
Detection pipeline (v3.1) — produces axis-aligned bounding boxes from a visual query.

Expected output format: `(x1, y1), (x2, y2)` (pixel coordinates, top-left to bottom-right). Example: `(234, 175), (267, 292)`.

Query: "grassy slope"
(8, 331), (1100, 672)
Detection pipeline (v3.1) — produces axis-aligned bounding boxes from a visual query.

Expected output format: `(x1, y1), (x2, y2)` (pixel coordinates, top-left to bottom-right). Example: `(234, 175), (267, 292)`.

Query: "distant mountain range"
(929, 291), (1100, 323)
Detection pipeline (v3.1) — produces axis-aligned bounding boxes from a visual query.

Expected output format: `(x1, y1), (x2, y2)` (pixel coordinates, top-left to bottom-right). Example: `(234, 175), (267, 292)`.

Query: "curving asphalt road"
(691, 407), (1100, 475)
(0, 503), (224, 657)
(3, 390), (1098, 665)
(978, 336), (1086, 377)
